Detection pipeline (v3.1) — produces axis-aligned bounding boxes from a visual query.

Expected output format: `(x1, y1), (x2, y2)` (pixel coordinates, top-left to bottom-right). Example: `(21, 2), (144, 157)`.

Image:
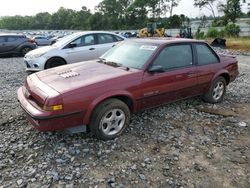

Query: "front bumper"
(24, 56), (47, 72)
(17, 86), (84, 132)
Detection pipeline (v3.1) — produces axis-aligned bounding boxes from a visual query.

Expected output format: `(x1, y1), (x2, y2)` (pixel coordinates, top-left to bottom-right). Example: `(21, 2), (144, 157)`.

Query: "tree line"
(0, 0), (245, 30)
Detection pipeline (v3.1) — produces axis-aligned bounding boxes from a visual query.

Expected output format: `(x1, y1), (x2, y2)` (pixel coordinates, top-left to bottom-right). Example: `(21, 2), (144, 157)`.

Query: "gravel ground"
(0, 50), (249, 188)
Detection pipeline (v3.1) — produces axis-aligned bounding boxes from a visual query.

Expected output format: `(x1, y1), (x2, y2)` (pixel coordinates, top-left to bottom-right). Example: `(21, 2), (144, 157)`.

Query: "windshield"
(100, 41), (159, 69)
(52, 32), (80, 47)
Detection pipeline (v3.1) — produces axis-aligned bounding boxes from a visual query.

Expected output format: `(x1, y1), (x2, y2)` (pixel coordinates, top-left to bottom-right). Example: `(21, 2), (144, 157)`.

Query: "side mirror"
(148, 65), (164, 73)
(68, 43), (77, 48)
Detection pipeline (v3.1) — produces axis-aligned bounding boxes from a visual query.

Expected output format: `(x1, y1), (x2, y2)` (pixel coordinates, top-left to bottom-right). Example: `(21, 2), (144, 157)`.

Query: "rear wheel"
(89, 99), (130, 140)
(45, 58), (66, 69)
(203, 76), (226, 103)
(21, 47), (32, 56)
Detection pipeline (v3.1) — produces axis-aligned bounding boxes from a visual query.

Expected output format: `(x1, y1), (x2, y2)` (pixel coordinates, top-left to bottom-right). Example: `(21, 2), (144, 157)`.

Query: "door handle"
(187, 72), (196, 78)
(112, 44), (116, 47)
(89, 48), (95, 50)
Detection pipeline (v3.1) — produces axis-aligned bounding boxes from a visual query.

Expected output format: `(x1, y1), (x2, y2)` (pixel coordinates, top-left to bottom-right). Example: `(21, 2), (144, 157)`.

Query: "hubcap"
(100, 109), (125, 136)
(212, 81), (224, 101)
(23, 48), (30, 55)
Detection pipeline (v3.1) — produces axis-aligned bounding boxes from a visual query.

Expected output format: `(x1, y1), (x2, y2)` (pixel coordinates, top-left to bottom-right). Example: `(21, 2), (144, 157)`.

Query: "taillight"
(28, 38), (35, 43)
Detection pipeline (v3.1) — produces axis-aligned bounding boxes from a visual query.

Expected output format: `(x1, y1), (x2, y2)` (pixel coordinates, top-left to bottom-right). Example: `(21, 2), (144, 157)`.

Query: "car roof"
(73, 31), (126, 38)
(127, 37), (205, 45)
(0, 33), (25, 37)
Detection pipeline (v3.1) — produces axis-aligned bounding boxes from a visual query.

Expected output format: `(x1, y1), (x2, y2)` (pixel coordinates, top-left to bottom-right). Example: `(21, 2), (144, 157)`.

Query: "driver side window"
(69, 34), (95, 48)
(153, 44), (193, 71)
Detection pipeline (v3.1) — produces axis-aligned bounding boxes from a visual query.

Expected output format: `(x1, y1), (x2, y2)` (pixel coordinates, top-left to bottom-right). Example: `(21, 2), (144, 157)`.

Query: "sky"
(0, 0), (215, 18)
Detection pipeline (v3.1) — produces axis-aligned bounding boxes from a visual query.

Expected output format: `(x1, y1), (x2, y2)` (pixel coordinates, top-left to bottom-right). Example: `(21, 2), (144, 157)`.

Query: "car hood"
(26, 46), (57, 57)
(35, 61), (139, 93)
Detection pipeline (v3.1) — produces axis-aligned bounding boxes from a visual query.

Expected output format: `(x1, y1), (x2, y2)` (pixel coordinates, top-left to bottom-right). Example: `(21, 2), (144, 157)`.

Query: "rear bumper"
(17, 87), (84, 131)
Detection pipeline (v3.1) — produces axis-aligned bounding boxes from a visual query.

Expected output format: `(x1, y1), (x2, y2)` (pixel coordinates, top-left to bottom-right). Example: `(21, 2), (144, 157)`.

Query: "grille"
(25, 61), (31, 68)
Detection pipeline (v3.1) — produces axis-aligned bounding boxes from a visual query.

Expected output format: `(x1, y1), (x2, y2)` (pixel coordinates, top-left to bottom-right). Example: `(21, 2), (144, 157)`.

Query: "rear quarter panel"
(206, 55), (238, 91)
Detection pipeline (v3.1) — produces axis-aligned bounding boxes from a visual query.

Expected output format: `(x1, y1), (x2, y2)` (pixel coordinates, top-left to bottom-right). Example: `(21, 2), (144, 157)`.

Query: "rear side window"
(114, 35), (124, 41)
(0, 36), (7, 43)
(153, 44), (193, 70)
(196, 44), (219, 65)
(69, 34), (95, 47)
(7, 36), (18, 42)
(36, 37), (45, 39)
(83, 35), (95, 45)
(97, 34), (116, 44)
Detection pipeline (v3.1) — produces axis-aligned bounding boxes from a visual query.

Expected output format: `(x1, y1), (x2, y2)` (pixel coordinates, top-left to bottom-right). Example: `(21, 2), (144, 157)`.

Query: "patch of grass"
(226, 37), (250, 52)
(205, 37), (250, 52)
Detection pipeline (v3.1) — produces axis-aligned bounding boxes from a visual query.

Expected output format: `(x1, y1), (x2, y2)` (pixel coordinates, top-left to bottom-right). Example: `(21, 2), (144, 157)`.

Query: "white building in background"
(242, 0), (250, 13)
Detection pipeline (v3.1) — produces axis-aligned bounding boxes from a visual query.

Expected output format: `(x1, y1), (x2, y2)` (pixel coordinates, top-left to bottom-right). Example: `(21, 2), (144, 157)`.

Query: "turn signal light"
(43, 104), (63, 111)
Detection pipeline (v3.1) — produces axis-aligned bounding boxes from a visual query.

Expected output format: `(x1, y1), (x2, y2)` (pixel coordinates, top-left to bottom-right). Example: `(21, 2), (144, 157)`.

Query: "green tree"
(97, 0), (133, 29)
(224, 22), (240, 37)
(218, 0), (242, 24)
(194, 0), (217, 18)
(146, 0), (161, 19)
(126, 0), (148, 29)
(169, 0), (181, 17)
(47, 7), (76, 29)
(71, 6), (92, 30)
(167, 14), (181, 28)
(88, 12), (109, 30)
(34, 12), (50, 29)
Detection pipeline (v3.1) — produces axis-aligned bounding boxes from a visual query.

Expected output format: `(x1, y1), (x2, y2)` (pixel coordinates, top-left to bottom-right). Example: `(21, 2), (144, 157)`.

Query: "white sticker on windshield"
(139, 45), (157, 51)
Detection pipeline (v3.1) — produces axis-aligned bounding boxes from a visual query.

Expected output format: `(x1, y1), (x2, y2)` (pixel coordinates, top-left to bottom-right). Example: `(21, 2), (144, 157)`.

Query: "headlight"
(26, 52), (46, 59)
(31, 53), (46, 58)
(43, 104), (63, 111)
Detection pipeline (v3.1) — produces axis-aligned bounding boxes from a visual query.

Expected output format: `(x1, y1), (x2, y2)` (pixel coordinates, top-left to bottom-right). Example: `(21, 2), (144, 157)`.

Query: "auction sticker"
(139, 45), (157, 51)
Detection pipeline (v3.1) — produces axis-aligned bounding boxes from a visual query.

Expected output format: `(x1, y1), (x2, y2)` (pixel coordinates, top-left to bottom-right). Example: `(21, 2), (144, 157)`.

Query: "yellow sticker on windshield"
(140, 45), (157, 51)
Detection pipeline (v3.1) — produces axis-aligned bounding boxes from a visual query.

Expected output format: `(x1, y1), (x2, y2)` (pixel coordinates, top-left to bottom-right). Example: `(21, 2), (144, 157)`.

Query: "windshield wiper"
(98, 58), (106, 63)
(98, 58), (121, 67)
(98, 58), (130, 70)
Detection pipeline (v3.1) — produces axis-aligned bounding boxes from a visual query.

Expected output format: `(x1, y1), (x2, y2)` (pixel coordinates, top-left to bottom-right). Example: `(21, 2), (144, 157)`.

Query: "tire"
(51, 40), (56, 45)
(21, 47), (32, 56)
(89, 98), (130, 140)
(203, 76), (227, 103)
(45, 58), (66, 69)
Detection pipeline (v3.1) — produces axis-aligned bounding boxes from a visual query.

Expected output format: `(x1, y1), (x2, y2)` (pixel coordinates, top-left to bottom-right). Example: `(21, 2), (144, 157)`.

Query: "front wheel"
(89, 99), (130, 140)
(21, 47), (32, 56)
(203, 76), (227, 103)
(45, 58), (66, 69)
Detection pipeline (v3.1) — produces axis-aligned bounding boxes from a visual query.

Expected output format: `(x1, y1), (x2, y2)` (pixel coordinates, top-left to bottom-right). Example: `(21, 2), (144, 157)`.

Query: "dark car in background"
(0, 33), (37, 57)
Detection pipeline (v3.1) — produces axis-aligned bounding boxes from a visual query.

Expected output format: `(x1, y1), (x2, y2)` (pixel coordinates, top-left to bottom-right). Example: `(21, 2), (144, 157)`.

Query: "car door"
(35, 37), (47, 45)
(139, 44), (198, 109)
(0, 36), (8, 53)
(39, 37), (47, 45)
(194, 43), (221, 93)
(35, 37), (42, 45)
(5, 36), (20, 51)
(96, 33), (124, 57)
(63, 34), (98, 63)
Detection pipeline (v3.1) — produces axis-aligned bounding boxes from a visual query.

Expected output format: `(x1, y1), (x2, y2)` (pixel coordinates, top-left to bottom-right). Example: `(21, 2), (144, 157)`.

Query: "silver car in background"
(24, 31), (126, 71)
(32, 36), (54, 46)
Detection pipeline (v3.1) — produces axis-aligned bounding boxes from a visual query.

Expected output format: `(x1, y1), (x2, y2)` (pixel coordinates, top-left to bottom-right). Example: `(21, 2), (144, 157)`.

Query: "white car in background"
(24, 31), (126, 71)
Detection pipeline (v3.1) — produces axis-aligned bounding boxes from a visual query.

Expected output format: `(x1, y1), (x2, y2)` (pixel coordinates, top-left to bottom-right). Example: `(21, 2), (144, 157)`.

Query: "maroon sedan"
(18, 38), (238, 140)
